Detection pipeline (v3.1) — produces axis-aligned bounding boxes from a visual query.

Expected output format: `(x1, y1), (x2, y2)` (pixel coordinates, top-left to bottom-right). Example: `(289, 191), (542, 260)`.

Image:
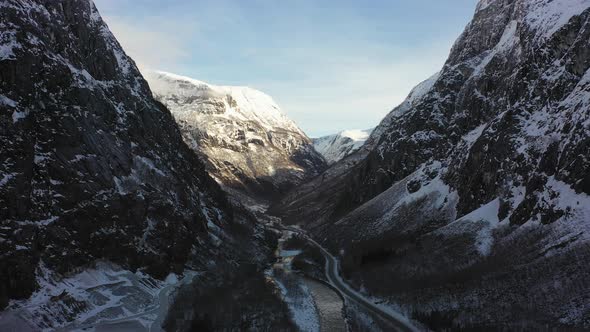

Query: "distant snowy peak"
(313, 128), (373, 164)
(144, 70), (326, 199)
(145, 70), (304, 135)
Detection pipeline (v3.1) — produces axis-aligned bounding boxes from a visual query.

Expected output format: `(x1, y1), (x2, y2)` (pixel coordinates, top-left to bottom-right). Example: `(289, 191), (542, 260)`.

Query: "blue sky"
(94, 0), (478, 137)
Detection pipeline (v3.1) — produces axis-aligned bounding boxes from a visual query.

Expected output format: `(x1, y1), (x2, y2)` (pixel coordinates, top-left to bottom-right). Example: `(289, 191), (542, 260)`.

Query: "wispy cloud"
(94, 0), (476, 136)
(99, 15), (192, 72)
(246, 41), (454, 135)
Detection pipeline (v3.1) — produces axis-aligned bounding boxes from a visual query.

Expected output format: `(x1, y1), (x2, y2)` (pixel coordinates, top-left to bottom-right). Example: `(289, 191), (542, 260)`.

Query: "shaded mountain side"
(268, 143), (373, 231)
(271, 73), (443, 227)
(274, 0), (590, 328)
(0, 1), (275, 322)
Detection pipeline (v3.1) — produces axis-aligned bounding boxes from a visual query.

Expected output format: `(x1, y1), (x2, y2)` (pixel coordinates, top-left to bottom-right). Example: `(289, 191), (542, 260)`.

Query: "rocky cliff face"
(0, 0), (263, 321)
(275, 0), (590, 329)
(145, 71), (327, 202)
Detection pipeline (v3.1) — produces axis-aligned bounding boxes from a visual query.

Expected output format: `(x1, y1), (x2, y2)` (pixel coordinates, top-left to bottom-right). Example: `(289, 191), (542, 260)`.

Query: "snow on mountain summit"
(145, 70), (326, 199)
(145, 71), (304, 135)
(313, 128), (373, 165)
(474, 0), (590, 42)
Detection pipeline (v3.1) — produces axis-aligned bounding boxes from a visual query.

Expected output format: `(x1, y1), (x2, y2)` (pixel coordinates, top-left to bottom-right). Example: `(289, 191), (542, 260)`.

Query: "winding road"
(280, 224), (418, 332)
(55, 222), (415, 332)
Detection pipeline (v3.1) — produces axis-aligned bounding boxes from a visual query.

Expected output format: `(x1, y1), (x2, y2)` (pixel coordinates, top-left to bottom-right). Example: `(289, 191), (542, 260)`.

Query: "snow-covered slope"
(145, 71), (326, 200)
(313, 129), (372, 164)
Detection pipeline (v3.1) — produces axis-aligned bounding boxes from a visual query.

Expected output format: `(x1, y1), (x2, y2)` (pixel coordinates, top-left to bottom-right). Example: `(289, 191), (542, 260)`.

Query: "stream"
(271, 228), (347, 332)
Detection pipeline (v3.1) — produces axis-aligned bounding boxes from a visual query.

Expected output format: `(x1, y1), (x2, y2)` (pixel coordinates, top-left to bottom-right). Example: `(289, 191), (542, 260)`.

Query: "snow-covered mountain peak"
(145, 70), (303, 135)
(144, 70), (326, 199)
(313, 128), (373, 165)
(338, 129), (371, 142)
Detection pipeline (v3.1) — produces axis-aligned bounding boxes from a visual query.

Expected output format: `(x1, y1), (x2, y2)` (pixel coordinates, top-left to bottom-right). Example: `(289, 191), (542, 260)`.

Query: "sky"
(94, 0), (478, 137)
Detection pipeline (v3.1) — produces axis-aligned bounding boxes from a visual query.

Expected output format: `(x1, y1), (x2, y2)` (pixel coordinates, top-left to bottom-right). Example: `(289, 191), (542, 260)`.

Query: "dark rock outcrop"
(0, 0), (233, 309)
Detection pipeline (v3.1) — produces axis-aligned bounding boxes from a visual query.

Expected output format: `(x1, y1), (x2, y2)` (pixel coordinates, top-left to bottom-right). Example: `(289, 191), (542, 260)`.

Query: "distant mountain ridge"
(145, 71), (326, 201)
(313, 129), (372, 164)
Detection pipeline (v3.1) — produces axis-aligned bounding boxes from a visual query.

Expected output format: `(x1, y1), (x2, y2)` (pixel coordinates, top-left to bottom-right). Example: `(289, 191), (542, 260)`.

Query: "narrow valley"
(1, 0), (590, 331)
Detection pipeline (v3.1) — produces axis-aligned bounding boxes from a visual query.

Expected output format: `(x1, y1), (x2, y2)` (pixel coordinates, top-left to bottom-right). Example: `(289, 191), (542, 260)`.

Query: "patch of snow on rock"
(524, 0), (590, 42)
(460, 198), (500, 256)
(0, 94), (17, 107)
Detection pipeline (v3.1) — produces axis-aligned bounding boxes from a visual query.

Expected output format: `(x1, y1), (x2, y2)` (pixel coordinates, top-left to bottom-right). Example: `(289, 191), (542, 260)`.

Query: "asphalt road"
(280, 224), (418, 332)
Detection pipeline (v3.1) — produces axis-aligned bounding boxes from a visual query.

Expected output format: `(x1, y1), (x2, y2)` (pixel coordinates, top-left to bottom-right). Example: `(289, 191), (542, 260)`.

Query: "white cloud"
(246, 42), (453, 136)
(93, 0), (200, 73)
(93, 0), (467, 137)
(103, 17), (186, 70)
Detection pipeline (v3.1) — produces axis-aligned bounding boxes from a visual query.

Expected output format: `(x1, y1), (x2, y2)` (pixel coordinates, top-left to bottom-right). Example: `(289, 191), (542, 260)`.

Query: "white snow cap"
(313, 128), (373, 164)
(339, 129), (371, 142)
(144, 70), (305, 135)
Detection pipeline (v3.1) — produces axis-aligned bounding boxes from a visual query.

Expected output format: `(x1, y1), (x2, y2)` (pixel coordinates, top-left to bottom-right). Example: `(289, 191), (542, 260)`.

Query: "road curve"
(280, 225), (418, 332)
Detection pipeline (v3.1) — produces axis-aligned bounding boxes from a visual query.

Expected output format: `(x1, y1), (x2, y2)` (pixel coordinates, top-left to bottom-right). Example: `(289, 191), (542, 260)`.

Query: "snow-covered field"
(0, 261), (196, 331)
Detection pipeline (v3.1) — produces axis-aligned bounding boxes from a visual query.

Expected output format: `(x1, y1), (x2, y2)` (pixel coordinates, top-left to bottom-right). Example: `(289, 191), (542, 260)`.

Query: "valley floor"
(265, 219), (420, 332)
